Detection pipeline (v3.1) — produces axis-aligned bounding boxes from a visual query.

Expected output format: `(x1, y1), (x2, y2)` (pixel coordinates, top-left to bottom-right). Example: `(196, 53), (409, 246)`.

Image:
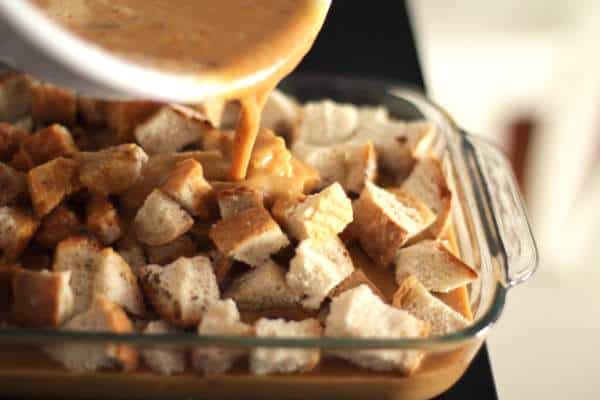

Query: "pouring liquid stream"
(30, 0), (330, 180)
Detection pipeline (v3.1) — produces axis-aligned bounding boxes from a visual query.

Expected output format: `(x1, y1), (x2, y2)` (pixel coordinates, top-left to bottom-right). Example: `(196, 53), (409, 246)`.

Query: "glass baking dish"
(0, 76), (537, 400)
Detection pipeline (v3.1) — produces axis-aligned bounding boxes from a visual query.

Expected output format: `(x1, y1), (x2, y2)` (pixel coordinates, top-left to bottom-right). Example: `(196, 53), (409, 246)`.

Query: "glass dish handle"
(465, 135), (538, 288)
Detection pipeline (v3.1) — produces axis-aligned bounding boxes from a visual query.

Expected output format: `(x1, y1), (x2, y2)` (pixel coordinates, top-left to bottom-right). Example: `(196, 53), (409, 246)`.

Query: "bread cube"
(35, 204), (82, 249)
(193, 299), (253, 374)
(86, 196), (122, 245)
(0, 207), (39, 262)
(209, 207), (289, 267)
(11, 268), (74, 327)
(401, 157), (452, 236)
(225, 261), (300, 310)
(274, 182), (352, 242)
(106, 100), (162, 142)
(27, 157), (81, 217)
(146, 234), (196, 265)
(0, 122), (27, 162)
(21, 124), (78, 166)
(286, 236), (354, 310)
(141, 320), (186, 375)
(325, 285), (429, 374)
(134, 105), (209, 155)
(120, 150), (228, 212)
(294, 100), (359, 146)
(216, 186), (264, 219)
(207, 250), (235, 288)
(393, 276), (469, 336)
(355, 119), (435, 178)
(292, 141), (377, 193)
(78, 143), (148, 196)
(161, 158), (214, 218)
(250, 318), (321, 375)
(395, 240), (478, 293)
(53, 236), (145, 316)
(115, 234), (147, 276)
(352, 182), (432, 268)
(30, 82), (77, 126)
(260, 90), (301, 143)
(0, 72), (32, 122)
(0, 162), (26, 206)
(78, 97), (109, 127)
(134, 189), (194, 246)
(193, 99), (226, 128)
(44, 296), (138, 372)
(139, 256), (219, 327)
(328, 268), (385, 300)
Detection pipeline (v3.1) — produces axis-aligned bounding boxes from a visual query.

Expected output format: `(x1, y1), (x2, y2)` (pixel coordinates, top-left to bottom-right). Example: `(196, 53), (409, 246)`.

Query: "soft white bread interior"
(44, 296), (138, 372)
(393, 275), (469, 336)
(161, 158), (214, 219)
(325, 285), (429, 374)
(53, 236), (145, 316)
(225, 261), (300, 311)
(139, 256), (219, 327)
(286, 236), (354, 310)
(395, 240), (478, 293)
(0, 162), (26, 206)
(292, 100), (434, 179)
(400, 157), (452, 236)
(193, 299), (253, 374)
(216, 186), (264, 219)
(141, 320), (186, 375)
(250, 318), (321, 375)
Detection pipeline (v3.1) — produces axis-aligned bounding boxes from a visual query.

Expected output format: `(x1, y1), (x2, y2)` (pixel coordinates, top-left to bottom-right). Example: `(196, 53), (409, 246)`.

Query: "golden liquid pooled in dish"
(30, 0), (330, 180)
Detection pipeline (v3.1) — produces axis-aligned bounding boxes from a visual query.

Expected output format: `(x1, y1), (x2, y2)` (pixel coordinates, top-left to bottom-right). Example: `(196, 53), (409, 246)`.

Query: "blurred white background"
(410, 0), (600, 398)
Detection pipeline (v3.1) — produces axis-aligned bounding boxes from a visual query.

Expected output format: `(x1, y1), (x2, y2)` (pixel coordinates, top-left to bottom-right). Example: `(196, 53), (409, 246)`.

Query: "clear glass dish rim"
(0, 76), (510, 351)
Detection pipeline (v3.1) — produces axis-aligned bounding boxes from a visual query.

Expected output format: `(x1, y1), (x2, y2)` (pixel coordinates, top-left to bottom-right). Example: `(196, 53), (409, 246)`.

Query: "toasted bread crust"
(0, 123), (28, 162)
(35, 204), (82, 249)
(395, 240), (478, 293)
(30, 83), (77, 127)
(393, 276), (469, 335)
(401, 157), (452, 237)
(27, 157), (81, 217)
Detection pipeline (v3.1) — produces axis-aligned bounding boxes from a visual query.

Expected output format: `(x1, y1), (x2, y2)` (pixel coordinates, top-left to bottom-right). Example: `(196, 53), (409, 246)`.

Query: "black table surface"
(0, 2), (498, 400)
(298, 2), (499, 399)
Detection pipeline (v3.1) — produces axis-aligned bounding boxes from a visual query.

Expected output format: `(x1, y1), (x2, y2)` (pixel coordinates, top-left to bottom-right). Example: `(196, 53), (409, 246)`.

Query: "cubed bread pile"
(0, 72), (478, 376)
